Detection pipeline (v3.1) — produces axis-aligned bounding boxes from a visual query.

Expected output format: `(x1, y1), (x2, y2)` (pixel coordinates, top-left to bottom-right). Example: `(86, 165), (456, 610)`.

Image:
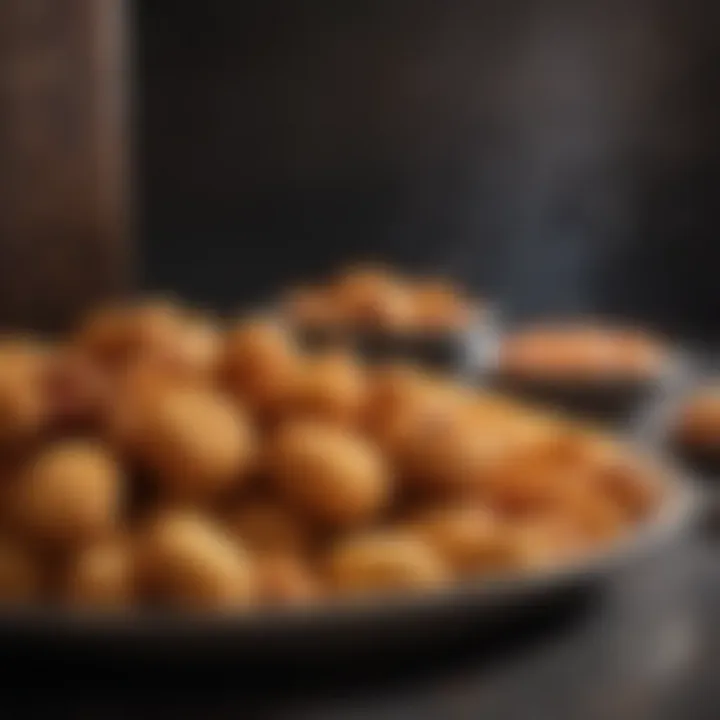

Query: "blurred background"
(1, 0), (718, 336)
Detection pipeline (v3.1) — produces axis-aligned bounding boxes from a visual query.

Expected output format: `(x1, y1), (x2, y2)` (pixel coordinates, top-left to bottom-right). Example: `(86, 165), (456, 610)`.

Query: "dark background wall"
(137, 0), (719, 341)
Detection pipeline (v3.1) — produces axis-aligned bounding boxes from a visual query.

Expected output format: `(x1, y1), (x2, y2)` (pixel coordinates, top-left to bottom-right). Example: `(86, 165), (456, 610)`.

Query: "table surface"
(270, 536), (718, 720)
(16, 532), (716, 720)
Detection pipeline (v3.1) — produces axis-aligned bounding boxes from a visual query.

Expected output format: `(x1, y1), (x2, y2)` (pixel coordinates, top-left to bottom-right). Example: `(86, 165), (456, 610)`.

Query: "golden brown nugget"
(407, 505), (517, 575)
(222, 319), (303, 419)
(129, 387), (256, 501)
(326, 531), (448, 596)
(290, 351), (367, 427)
(410, 279), (472, 331)
(137, 510), (255, 610)
(76, 299), (187, 371)
(11, 441), (121, 547)
(64, 537), (135, 608)
(255, 552), (321, 607)
(267, 420), (390, 527)
(225, 501), (312, 556)
(331, 265), (414, 331)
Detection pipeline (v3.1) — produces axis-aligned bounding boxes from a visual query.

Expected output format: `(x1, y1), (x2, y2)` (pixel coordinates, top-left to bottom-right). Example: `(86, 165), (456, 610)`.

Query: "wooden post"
(0, 0), (130, 332)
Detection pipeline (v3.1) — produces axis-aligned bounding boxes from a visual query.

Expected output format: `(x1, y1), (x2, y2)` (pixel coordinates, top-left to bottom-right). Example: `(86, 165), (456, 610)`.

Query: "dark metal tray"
(0, 455), (699, 664)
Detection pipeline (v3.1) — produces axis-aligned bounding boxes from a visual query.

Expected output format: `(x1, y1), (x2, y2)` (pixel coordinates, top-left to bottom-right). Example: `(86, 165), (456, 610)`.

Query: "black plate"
(294, 307), (500, 378)
(0, 458), (699, 664)
(487, 353), (691, 428)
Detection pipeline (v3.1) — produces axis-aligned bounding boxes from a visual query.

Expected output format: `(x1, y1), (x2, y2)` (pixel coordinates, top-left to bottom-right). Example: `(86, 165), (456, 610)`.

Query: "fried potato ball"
(481, 445), (588, 516)
(364, 363), (431, 418)
(76, 299), (186, 369)
(222, 319), (303, 419)
(282, 286), (341, 331)
(499, 324), (664, 380)
(42, 347), (112, 433)
(137, 510), (255, 610)
(392, 408), (512, 495)
(124, 386), (256, 501)
(406, 505), (517, 575)
(326, 531), (448, 596)
(410, 279), (472, 331)
(267, 420), (390, 527)
(591, 454), (659, 521)
(507, 516), (590, 569)
(0, 340), (49, 448)
(77, 299), (223, 386)
(224, 501), (312, 556)
(366, 370), (472, 459)
(10, 441), (121, 547)
(255, 552), (321, 606)
(165, 312), (222, 381)
(290, 351), (367, 427)
(0, 537), (41, 602)
(331, 265), (415, 331)
(63, 537), (134, 608)
(676, 388), (720, 447)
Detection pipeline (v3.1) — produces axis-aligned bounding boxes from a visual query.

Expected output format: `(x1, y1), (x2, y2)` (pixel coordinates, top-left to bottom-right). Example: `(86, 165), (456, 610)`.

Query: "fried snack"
(137, 510), (255, 610)
(164, 312), (222, 381)
(499, 324), (665, 380)
(255, 552), (321, 606)
(410, 279), (472, 331)
(590, 452), (659, 521)
(366, 369), (471, 459)
(221, 319), (303, 419)
(267, 420), (390, 527)
(9, 441), (121, 548)
(507, 516), (589, 569)
(0, 340), (49, 449)
(330, 265), (415, 331)
(0, 536), (41, 602)
(282, 285), (340, 331)
(391, 406), (508, 495)
(326, 531), (448, 596)
(121, 386), (256, 501)
(224, 501), (312, 556)
(406, 505), (517, 575)
(42, 346), (112, 433)
(76, 299), (223, 385)
(290, 351), (367, 427)
(675, 388), (720, 448)
(63, 537), (135, 608)
(75, 299), (185, 369)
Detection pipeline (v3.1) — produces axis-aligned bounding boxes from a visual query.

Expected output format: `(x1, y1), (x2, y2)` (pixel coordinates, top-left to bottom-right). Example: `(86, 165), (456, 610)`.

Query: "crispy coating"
(500, 324), (665, 380)
(43, 346), (112, 433)
(0, 340), (49, 448)
(10, 441), (121, 547)
(267, 420), (390, 527)
(76, 299), (185, 369)
(123, 386), (256, 501)
(330, 265), (415, 331)
(290, 351), (367, 427)
(284, 268), (474, 333)
(676, 388), (720, 447)
(222, 319), (302, 419)
(282, 286), (341, 331)
(137, 510), (255, 610)
(63, 537), (135, 608)
(224, 501), (312, 556)
(409, 279), (472, 331)
(326, 531), (449, 595)
(406, 505), (517, 575)
(255, 552), (321, 606)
